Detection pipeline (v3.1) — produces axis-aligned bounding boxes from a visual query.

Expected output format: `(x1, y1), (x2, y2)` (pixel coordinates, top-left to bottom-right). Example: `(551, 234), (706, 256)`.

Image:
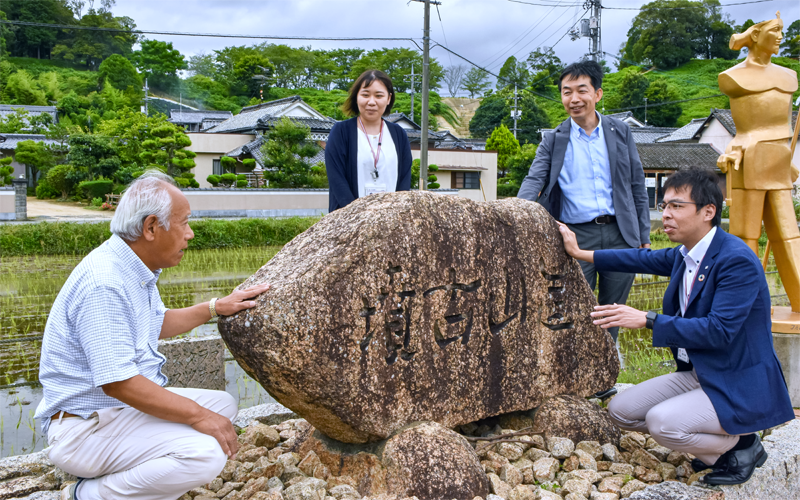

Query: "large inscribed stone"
(220, 192), (618, 443)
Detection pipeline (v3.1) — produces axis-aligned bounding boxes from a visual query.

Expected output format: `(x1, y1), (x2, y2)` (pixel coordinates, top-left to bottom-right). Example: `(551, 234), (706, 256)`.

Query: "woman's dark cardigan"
(324, 116), (413, 212)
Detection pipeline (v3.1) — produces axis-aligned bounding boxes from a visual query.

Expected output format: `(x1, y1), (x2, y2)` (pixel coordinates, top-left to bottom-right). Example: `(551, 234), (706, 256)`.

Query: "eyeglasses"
(657, 200), (705, 212)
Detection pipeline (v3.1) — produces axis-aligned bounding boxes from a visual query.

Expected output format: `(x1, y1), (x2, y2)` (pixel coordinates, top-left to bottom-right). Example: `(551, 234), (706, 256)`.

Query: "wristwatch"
(645, 310), (658, 329)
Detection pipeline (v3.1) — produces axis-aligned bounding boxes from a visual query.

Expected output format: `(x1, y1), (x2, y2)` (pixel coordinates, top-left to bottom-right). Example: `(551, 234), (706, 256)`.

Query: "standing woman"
(325, 70), (412, 212)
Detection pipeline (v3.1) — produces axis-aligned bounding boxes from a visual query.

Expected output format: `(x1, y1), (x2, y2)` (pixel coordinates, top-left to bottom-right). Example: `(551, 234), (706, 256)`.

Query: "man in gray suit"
(518, 61), (651, 398)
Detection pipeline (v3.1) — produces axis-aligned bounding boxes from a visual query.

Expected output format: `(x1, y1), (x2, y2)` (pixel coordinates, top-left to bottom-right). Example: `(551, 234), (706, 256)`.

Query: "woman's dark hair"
(558, 60), (603, 91)
(663, 167), (724, 227)
(343, 70), (396, 117)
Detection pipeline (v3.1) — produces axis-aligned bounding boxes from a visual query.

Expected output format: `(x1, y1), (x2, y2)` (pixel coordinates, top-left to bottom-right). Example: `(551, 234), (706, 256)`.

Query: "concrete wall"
(186, 133), (255, 188)
(182, 188), (465, 218)
(412, 148), (498, 201)
(0, 188), (14, 221)
(183, 188), (329, 218)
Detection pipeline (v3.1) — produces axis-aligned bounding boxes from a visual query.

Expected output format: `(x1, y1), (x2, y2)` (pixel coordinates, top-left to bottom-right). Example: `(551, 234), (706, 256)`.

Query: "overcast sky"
(111, 0), (799, 77)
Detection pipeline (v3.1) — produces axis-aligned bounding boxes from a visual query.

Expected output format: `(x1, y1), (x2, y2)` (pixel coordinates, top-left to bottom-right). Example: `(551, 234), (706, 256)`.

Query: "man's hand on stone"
(557, 222), (594, 263)
(591, 304), (646, 329)
(190, 410), (240, 458)
(216, 283), (271, 316)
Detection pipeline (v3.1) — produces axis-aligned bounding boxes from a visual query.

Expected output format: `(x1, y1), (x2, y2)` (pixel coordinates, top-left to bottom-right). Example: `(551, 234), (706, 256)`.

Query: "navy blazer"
(517, 115), (651, 247)
(324, 117), (413, 212)
(595, 228), (794, 435)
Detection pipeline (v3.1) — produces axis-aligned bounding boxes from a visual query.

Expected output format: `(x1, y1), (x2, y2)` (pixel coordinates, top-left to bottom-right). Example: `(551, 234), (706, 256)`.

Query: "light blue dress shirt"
(558, 112), (615, 223)
(34, 235), (169, 435)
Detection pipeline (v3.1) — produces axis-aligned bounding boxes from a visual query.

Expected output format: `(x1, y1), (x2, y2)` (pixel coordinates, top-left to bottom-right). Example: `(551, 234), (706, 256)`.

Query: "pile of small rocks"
(172, 414), (714, 500)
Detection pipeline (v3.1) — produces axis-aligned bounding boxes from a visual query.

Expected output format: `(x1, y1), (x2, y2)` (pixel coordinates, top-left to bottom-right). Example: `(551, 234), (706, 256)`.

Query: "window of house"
(213, 159), (222, 175)
(451, 171), (481, 189)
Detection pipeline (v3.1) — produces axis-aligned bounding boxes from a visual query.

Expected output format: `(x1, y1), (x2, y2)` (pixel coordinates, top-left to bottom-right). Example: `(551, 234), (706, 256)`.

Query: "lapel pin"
(704, 265), (708, 269)
(698, 275), (705, 282)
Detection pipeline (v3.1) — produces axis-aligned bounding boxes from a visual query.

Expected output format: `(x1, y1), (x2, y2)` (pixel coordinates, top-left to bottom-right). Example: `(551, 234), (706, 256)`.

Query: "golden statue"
(717, 12), (800, 319)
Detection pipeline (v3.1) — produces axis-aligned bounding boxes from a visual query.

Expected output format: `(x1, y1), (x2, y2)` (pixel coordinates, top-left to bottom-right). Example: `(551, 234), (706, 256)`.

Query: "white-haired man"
(34, 171), (270, 500)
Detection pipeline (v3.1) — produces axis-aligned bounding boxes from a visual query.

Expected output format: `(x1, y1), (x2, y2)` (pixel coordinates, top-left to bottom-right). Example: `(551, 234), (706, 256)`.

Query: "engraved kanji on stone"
(359, 264), (418, 364)
(423, 268), (481, 348)
(539, 259), (573, 331)
(488, 267), (528, 335)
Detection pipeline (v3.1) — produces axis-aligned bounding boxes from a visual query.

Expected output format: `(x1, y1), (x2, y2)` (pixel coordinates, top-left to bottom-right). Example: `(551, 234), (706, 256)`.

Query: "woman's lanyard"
(358, 117), (383, 181)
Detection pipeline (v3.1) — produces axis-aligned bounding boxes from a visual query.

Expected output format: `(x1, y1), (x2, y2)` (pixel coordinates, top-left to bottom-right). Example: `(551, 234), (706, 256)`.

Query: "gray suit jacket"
(517, 115), (651, 247)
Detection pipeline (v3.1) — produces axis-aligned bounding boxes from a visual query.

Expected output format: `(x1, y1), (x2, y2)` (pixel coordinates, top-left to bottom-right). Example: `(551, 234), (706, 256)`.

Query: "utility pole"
(411, 0), (440, 191)
(510, 84), (521, 140)
(404, 64), (416, 124)
(644, 97), (648, 126)
(569, 0), (602, 62)
(143, 78), (149, 116)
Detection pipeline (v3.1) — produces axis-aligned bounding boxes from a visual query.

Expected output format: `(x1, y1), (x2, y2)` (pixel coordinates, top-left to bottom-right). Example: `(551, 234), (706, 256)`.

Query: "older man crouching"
(34, 171), (270, 500)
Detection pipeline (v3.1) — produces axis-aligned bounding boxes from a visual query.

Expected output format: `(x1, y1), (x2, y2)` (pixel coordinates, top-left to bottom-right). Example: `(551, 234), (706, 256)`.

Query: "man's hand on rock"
(190, 410), (240, 458)
(557, 222), (594, 263)
(216, 283), (271, 317)
(591, 304), (646, 330)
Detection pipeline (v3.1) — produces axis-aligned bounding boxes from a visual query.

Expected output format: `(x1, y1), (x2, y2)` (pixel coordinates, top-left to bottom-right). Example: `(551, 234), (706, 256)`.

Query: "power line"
(480, 4), (566, 69)
(603, 0), (784, 9)
(509, 0), (582, 7)
(0, 20), (416, 42)
(499, 4), (577, 68)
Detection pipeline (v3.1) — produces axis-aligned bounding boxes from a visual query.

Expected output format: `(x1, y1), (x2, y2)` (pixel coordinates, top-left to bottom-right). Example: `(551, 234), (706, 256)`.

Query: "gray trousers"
(567, 220), (636, 342)
(608, 370), (738, 465)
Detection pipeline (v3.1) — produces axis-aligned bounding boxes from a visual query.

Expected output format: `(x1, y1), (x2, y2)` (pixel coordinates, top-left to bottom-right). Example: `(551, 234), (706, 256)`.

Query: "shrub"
(497, 183), (520, 197)
(46, 164), (76, 199)
(100, 202), (115, 211)
(91, 197), (103, 207)
(207, 174), (221, 187)
(220, 173), (236, 187)
(35, 179), (60, 199)
(77, 179), (113, 200)
(236, 179), (248, 188)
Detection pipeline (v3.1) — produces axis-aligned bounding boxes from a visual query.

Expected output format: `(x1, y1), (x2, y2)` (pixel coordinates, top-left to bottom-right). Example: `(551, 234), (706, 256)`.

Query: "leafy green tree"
(644, 78), (683, 127)
(622, 0), (738, 69)
(139, 124), (198, 187)
(782, 20), (800, 58)
(328, 48), (365, 90)
(232, 54), (275, 97)
(188, 52), (218, 78)
(410, 160), (439, 189)
(505, 144), (538, 187)
(497, 56), (529, 90)
(617, 69), (650, 119)
(46, 163), (77, 198)
(261, 44), (318, 89)
(0, 0), (75, 59)
(220, 156), (237, 173)
(260, 117), (322, 188)
(98, 54), (142, 93)
(461, 67), (491, 98)
(52, 9), (138, 70)
(469, 93), (507, 139)
(509, 93), (550, 145)
(15, 140), (54, 186)
(0, 157), (14, 186)
(486, 125), (521, 177)
(181, 75), (240, 112)
(67, 134), (120, 180)
(527, 47), (563, 89)
(131, 39), (187, 91)
(2, 70), (47, 105)
(349, 48), (445, 93)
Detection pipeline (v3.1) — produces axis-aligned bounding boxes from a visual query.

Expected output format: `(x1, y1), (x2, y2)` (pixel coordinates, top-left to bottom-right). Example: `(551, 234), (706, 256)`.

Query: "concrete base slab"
(773, 332), (800, 406)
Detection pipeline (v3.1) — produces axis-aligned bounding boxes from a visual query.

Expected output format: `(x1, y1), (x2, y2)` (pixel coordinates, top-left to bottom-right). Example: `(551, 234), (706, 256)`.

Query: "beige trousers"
(46, 388), (237, 500)
(607, 370), (739, 465)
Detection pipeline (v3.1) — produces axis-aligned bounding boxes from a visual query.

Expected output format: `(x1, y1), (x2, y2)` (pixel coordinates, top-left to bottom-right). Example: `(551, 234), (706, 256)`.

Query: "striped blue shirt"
(558, 112), (615, 223)
(34, 235), (169, 435)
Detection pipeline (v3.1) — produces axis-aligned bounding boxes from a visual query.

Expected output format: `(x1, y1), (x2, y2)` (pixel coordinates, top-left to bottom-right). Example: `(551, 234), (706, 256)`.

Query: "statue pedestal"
(772, 307), (800, 406)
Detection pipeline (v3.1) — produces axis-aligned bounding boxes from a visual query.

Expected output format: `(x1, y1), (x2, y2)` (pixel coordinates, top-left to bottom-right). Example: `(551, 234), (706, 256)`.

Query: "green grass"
(0, 217), (319, 256)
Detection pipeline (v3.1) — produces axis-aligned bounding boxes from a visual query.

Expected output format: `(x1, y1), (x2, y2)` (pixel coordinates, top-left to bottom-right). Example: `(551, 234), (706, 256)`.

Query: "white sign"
(645, 178), (656, 188)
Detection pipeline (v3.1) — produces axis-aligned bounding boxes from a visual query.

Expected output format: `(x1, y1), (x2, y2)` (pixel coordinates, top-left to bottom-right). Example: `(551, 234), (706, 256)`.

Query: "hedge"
(0, 217), (320, 256)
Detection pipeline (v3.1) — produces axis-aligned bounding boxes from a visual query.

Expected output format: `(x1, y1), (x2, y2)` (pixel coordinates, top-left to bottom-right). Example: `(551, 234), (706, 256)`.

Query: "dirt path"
(25, 197), (113, 219)
(437, 97), (482, 138)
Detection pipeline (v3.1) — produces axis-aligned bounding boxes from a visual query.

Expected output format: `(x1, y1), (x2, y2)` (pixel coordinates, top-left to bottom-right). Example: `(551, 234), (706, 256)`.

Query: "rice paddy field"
(0, 238), (786, 458)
